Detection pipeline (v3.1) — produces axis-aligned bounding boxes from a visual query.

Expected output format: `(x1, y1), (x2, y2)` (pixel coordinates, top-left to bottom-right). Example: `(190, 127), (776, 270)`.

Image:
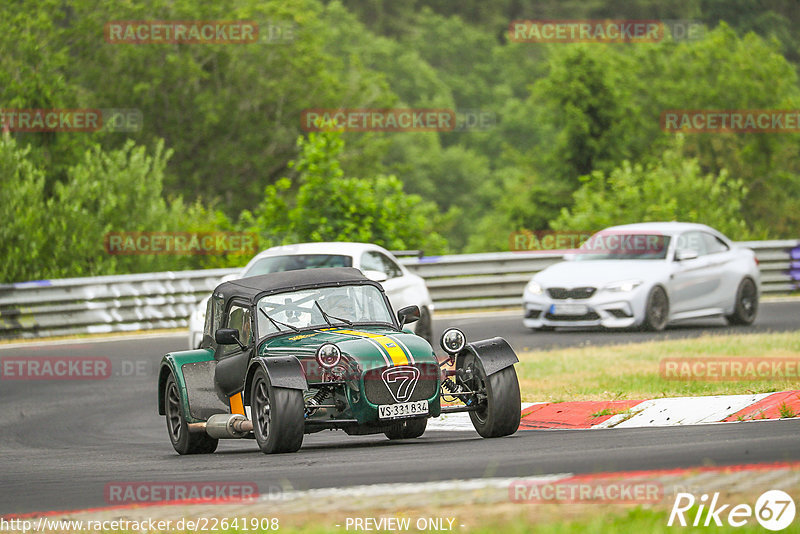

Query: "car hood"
(259, 326), (436, 371)
(533, 259), (671, 287)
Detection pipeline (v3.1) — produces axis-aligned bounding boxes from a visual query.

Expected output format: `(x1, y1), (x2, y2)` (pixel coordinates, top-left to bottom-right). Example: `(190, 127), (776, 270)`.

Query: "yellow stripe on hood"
(333, 329), (411, 366)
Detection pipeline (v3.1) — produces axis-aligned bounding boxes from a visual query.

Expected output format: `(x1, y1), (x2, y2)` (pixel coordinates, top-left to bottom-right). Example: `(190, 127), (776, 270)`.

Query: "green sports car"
(158, 267), (521, 454)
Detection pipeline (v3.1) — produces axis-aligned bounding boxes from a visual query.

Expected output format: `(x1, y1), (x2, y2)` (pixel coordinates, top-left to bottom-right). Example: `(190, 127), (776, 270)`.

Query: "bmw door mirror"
(675, 249), (699, 261)
(397, 305), (421, 328)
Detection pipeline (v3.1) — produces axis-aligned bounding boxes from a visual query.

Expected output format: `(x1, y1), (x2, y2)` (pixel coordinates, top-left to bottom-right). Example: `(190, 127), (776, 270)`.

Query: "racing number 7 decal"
(381, 366), (420, 403)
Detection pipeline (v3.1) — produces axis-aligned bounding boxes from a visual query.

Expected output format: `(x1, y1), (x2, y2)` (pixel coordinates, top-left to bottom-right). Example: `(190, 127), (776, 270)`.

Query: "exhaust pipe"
(187, 414), (253, 438)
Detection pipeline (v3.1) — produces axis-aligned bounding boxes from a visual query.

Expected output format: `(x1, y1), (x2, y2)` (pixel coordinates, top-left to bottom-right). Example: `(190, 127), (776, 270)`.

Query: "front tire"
(726, 278), (758, 326)
(642, 286), (669, 331)
(251, 368), (304, 454)
(415, 307), (433, 345)
(384, 417), (427, 440)
(462, 353), (520, 438)
(164, 374), (218, 455)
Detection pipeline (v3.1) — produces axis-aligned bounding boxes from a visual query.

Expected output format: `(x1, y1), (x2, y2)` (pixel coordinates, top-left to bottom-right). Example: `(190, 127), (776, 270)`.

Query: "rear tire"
(463, 353), (520, 438)
(726, 278), (758, 326)
(642, 286), (669, 331)
(164, 374), (218, 455)
(384, 417), (427, 440)
(251, 368), (304, 454)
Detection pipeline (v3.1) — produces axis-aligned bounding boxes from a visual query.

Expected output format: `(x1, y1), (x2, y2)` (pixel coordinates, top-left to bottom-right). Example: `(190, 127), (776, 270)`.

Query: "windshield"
(244, 254), (352, 277)
(256, 284), (393, 336)
(574, 233), (671, 260)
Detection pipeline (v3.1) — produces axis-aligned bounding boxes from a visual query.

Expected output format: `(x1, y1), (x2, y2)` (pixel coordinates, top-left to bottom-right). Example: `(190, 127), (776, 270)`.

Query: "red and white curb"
(429, 390), (800, 431)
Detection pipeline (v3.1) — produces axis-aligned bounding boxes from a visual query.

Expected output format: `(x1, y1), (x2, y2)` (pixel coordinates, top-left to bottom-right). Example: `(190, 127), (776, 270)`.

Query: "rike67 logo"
(669, 490), (796, 531)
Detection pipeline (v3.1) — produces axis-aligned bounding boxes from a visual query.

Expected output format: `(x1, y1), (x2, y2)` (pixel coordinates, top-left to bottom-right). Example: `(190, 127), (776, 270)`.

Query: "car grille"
(547, 287), (596, 300)
(363, 363), (439, 405)
(545, 311), (600, 321)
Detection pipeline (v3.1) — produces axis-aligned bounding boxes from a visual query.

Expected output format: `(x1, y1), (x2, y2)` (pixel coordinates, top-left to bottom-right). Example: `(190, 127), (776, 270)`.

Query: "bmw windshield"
(574, 232), (671, 260)
(256, 284), (393, 336)
(244, 254), (352, 276)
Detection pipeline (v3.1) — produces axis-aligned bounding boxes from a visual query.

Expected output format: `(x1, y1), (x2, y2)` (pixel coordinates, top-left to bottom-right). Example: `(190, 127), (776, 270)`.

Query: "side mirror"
(674, 249), (699, 262)
(397, 305), (420, 328)
(363, 269), (388, 283)
(215, 328), (243, 348)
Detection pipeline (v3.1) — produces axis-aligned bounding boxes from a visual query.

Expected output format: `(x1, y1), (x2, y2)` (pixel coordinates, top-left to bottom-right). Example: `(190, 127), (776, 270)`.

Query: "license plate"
(550, 303), (589, 315)
(378, 400), (428, 420)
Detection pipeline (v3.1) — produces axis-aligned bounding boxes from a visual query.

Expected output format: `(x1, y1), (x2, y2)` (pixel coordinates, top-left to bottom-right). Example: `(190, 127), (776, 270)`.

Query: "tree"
(550, 137), (755, 239)
(243, 130), (447, 253)
(0, 135), (50, 283)
(0, 136), (233, 283)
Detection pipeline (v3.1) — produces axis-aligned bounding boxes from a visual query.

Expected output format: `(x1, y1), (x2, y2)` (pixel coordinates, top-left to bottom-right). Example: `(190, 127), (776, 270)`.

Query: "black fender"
(243, 356), (308, 405)
(455, 337), (518, 376)
(214, 349), (252, 398)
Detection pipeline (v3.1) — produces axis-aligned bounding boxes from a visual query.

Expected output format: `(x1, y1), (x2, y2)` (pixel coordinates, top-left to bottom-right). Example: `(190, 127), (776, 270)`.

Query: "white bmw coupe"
(189, 242), (434, 347)
(522, 222), (760, 331)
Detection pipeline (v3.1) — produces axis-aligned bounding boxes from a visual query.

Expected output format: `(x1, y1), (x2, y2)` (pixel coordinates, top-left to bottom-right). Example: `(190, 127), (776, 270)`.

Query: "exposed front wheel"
(251, 368), (304, 454)
(384, 417), (427, 440)
(642, 286), (669, 331)
(415, 307), (433, 345)
(726, 278), (758, 326)
(164, 374), (218, 455)
(462, 353), (520, 438)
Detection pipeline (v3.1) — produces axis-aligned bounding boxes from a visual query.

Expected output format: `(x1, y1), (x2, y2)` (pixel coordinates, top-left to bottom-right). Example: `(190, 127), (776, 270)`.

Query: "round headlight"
(316, 343), (341, 368)
(440, 328), (466, 354)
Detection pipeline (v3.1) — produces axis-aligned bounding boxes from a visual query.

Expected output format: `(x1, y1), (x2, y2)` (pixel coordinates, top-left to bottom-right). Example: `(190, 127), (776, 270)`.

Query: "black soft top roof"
(212, 267), (375, 304)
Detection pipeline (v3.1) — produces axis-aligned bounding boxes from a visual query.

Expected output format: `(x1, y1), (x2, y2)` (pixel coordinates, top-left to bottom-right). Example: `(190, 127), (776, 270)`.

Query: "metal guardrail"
(0, 241), (797, 339)
(407, 240), (800, 310)
(0, 269), (234, 339)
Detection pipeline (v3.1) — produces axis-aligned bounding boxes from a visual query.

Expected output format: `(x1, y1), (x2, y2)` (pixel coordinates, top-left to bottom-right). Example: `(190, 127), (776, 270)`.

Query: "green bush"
(550, 138), (756, 240)
(242, 131), (447, 254)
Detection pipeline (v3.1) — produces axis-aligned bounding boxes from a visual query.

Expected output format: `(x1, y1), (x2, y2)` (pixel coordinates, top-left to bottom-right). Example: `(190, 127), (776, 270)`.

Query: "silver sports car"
(522, 222), (760, 331)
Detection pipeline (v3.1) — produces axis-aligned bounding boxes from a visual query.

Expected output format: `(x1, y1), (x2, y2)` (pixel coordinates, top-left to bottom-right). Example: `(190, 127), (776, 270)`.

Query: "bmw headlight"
(525, 280), (544, 295)
(316, 343), (342, 368)
(440, 328), (467, 355)
(604, 279), (643, 292)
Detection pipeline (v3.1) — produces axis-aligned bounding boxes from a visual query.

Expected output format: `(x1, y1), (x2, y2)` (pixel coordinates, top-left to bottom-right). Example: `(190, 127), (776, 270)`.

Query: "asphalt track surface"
(1, 300), (799, 515)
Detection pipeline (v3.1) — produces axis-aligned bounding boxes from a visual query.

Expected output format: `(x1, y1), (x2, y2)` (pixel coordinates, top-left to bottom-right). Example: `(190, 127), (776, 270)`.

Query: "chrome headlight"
(316, 343), (341, 368)
(525, 280), (544, 295)
(440, 328), (466, 354)
(604, 279), (643, 292)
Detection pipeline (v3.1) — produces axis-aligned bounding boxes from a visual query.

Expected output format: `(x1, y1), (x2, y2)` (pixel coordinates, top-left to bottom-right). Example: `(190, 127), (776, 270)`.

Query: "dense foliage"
(2, 0), (800, 281)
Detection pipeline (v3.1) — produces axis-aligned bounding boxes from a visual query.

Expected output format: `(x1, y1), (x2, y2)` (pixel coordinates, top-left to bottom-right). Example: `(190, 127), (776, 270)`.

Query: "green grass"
(484, 508), (777, 534)
(515, 331), (800, 402)
(779, 401), (797, 418)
